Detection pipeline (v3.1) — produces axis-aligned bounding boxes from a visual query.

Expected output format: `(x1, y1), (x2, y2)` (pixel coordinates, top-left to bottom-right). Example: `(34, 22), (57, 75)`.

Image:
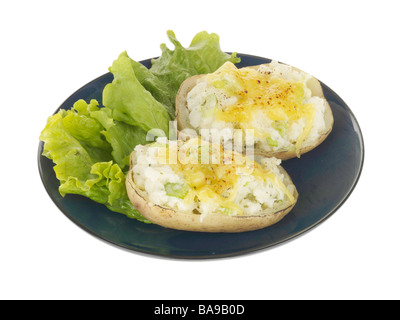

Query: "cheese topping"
(132, 138), (295, 217)
(186, 61), (327, 155)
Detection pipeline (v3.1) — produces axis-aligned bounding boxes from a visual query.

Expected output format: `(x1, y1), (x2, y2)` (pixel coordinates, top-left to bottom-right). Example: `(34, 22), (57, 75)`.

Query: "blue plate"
(38, 54), (364, 259)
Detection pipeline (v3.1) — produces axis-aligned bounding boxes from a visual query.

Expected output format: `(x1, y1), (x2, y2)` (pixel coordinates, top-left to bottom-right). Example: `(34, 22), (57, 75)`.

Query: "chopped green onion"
(217, 206), (237, 216)
(272, 120), (288, 137)
(212, 76), (241, 94)
(201, 94), (218, 117)
(267, 137), (278, 147)
(164, 183), (190, 199)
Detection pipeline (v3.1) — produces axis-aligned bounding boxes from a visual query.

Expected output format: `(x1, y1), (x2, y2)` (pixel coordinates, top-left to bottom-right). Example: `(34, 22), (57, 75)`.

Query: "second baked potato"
(176, 61), (334, 159)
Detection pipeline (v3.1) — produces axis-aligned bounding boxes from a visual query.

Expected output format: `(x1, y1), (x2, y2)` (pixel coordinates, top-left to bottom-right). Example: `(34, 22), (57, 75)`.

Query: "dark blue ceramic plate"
(38, 54), (364, 259)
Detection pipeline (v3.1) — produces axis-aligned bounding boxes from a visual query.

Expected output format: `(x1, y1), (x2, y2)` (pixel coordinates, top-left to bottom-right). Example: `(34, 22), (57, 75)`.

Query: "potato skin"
(125, 152), (298, 233)
(175, 63), (334, 160)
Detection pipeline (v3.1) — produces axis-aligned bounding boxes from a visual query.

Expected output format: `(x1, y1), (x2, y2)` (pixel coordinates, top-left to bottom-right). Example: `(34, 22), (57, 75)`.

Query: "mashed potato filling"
(186, 61), (328, 155)
(132, 138), (296, 217)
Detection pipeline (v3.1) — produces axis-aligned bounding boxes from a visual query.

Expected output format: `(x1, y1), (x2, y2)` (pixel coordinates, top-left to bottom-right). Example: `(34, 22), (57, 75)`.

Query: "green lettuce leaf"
(39, 99), (150, 222)
(129, 59), (175, 119)
(90, 106), (147, 169)
(40, 99), (112, 182)
(59, 161), (150, 222)
(40, 30), (240, 224)
(103, 51), (172, 136)
(60, 99), (113, 162)
(149, 30), (240, 101)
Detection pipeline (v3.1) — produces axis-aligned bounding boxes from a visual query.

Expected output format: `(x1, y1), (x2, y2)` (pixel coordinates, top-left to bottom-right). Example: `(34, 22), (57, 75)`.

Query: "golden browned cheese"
(175, 62), (334, 160)
(125, 139), (299, 233)
(156, 139), (295, 215)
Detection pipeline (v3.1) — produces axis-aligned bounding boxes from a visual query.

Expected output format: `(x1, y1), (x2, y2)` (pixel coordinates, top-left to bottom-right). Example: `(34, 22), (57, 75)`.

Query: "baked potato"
(125, 138), (298, 233)
(176, 61), (334, 160)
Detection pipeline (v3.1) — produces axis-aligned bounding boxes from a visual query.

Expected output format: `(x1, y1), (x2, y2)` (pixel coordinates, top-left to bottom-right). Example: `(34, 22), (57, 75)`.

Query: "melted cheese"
(206, 62), (316, 154)
(156, 138), (295, 214)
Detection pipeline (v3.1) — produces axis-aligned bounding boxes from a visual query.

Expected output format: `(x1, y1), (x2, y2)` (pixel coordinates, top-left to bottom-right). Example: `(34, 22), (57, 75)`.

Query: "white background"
(1, 0), (399, 300)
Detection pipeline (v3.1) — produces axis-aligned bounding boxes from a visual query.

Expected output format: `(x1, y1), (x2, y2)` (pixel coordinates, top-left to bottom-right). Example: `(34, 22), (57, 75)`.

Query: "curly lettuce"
(40, 99), (150, 222)
(103, 51), (172, 136)
(149, 30), (240, 105)
(39, 30), (240, 223)
(90, 106), (147, 169)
